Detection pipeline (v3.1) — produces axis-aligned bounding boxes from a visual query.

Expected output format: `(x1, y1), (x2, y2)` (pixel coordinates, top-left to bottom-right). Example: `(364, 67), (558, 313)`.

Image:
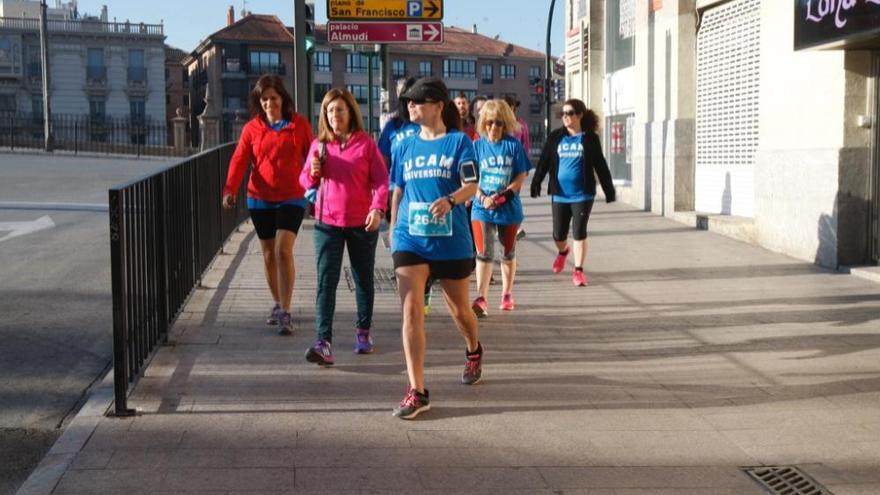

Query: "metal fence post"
(109, 188), (136, 417)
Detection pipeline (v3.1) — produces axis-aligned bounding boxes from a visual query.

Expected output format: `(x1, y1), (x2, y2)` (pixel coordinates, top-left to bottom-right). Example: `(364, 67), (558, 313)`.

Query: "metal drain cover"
(344, 266), (398, 292)
(742, 466), (832, 495)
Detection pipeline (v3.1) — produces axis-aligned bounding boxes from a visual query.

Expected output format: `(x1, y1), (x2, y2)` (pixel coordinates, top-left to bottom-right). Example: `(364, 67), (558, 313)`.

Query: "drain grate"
(743, 466), (832, 495)
(344, 266), (398, 292)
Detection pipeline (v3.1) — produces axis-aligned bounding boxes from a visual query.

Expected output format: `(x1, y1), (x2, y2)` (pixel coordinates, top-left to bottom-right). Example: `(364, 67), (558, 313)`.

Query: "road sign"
(327, 21), (443, 44)
(327, 0), (443, 20)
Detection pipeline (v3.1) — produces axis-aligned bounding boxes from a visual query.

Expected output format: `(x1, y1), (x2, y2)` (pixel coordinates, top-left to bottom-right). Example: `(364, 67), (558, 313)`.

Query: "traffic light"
(304, 1), (315, 52)
(552, 79), (565, 103)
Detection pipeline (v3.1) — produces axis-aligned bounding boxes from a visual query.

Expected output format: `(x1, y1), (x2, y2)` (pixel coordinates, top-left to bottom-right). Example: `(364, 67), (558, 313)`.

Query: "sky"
(71, 0), (567, 57)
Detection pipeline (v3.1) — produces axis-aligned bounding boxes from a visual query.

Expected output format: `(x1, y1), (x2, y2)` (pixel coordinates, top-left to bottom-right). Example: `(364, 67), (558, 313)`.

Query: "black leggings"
(552, 199), (594, 242)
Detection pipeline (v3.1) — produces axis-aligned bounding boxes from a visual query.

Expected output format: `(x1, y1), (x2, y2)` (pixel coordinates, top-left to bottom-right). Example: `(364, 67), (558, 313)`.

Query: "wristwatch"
(446, 194), (456, 207)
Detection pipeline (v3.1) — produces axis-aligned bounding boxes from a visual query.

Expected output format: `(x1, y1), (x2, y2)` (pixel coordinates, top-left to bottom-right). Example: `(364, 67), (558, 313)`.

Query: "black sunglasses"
(561, 110), (578, 117)
(485, 119), (504, 128)
(409, 98), (439, 105)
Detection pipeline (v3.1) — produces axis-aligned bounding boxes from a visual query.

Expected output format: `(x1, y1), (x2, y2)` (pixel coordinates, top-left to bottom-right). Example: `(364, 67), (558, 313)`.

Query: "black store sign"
(794, 0), (880, 50)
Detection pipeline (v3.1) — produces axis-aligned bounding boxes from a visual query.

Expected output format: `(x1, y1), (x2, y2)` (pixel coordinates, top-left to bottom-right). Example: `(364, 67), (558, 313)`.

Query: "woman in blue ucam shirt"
(388, 77), (483, 420)
(531, 99), (616, 287)
(470, 99), (532, 317)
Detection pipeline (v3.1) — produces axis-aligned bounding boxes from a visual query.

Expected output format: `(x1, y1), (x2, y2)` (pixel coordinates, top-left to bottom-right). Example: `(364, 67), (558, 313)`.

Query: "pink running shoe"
(552, 250), (569, 273)
(572, 270), (588, 287)
(471, 296), (488, 318)
(499, 293), (515, 311)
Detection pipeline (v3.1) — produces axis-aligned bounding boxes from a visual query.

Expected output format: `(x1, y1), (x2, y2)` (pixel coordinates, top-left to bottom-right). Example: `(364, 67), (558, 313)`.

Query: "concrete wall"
(568, 0), (876, 268)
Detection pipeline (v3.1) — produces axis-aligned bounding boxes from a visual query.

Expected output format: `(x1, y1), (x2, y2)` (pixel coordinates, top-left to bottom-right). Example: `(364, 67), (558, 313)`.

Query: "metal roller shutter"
(695, 0), (760, 217)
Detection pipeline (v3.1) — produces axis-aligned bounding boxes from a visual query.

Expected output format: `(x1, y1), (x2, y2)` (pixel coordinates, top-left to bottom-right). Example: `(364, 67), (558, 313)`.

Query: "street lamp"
(544, 0), (557, 141)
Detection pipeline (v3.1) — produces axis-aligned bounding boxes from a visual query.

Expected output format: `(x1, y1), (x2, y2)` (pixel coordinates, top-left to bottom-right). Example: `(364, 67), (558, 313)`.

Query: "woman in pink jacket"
(299, 88), (389, 366)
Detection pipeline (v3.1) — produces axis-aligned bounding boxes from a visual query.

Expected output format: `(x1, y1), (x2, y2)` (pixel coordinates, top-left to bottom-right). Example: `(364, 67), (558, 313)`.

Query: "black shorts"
(249, 204), (305, 240)
(552, 199), (594, 241)
(392, 251), (475, 280)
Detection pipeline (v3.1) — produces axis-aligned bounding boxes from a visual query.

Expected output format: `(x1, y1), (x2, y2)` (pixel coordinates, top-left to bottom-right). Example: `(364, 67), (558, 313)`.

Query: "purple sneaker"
(277, 311), (294, 336)
(266, 303), (281, 325)
(354, 328), (373, 354)
(305, 339), (334, 366)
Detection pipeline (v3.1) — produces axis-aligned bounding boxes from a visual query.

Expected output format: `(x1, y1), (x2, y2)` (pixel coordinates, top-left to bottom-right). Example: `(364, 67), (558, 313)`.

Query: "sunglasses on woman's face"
(562, 110), (577, 117)
(485, 119), (504, 128)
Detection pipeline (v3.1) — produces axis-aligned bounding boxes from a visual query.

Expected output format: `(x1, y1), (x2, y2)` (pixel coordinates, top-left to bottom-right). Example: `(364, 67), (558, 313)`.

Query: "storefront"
(794, 0), (880, 263)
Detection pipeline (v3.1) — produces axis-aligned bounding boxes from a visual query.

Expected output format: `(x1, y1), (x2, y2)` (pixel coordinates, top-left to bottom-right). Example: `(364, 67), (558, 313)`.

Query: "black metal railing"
(109, 143), (248, 415)
(0, 113), (194, 157)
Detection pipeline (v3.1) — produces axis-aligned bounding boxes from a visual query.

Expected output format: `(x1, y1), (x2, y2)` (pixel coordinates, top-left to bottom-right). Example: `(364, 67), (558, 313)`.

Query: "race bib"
(408, 202), (453, 237)
(481, 167), (511, 192)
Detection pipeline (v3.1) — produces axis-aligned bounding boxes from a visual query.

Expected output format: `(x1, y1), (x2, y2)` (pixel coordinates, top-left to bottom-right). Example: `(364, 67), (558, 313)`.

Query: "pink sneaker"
(572, 270), (588, 287)
(471, 296), (488, 318)
(499, 293), (515, 311)
(552, 250), (569, 273)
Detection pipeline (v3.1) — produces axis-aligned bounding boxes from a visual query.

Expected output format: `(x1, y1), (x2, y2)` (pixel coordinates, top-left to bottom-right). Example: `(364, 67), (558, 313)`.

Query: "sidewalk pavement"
(19, 197), (880, 494)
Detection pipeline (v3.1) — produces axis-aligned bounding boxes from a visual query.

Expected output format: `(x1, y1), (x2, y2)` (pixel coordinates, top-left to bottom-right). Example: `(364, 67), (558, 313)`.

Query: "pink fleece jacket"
(299, 130), (389, 228)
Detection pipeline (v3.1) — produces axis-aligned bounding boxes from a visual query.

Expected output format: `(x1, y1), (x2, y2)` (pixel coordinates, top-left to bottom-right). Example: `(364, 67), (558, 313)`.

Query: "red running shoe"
(552, 250), (569, 273)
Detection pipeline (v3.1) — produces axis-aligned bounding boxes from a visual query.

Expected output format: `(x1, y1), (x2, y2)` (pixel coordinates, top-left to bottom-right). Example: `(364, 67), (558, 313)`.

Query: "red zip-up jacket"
(224, 114), (314, 202)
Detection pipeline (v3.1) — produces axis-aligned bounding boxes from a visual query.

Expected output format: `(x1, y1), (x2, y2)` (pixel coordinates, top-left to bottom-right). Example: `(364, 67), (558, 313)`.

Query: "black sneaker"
(392, 387), (430, 420)
(461, 344), (483, 385)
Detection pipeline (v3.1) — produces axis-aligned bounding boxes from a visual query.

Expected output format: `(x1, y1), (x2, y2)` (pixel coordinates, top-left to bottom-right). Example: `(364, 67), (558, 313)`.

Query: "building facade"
(0, 0), (166, 143)
(164, 45), (189, 144)
(182, 11), (296, 145)
(184, 10), (547, 155)
(566, 0), (880, 269)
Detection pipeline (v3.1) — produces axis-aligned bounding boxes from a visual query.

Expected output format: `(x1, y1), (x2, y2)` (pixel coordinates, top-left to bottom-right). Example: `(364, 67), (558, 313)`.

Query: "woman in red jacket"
(222, 74), (313, 335)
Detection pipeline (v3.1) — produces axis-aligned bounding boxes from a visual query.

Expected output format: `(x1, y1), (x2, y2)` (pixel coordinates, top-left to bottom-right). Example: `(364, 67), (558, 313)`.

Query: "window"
(166, 94), (171, 105)
(249, 51), (281, 74)
(481, 64), (493, 84)
(346, 52), (380, 73)
(223, 96), (243, 111)
(128, 49), (146, 82)
(86, 47), (105, 81)
(130, 98), (145, 122)
(450, 89), (476, 101)
(130, 98), (146, 144)
(89, 99), (106, 121)
(443, 59), (476, 79)
(348, 84), (369, 103)
(392, 60), (406, 78)
(529, 65), (541, 82)
(313, 51), (331, 72)
(314, 83), (331, 103)
(89, 98), (107, 142)
(0, 94), (16, 112)
(182, 94), (189, 106)
(31, 96), (42, 121)
(182, 69), (189, 86)
(500, 64), (516, 79)
(419, 61), (432, 77)
(606, 0), (634, 73)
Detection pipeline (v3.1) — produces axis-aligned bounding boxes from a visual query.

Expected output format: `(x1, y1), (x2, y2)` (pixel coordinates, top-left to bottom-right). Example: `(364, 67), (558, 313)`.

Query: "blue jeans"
(313, 222), (379, 342)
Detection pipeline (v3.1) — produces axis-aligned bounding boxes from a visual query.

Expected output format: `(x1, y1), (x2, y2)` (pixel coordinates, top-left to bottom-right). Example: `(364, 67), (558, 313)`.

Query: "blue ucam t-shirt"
(552, 132), (594, 203)
(381, 121), (421, 190)
(391, 132), (477, 260)
(471, 135), (532, 225)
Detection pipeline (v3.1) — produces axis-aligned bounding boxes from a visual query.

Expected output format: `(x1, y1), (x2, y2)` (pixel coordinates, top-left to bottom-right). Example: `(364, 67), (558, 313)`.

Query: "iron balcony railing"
(109, 143), (248, 415)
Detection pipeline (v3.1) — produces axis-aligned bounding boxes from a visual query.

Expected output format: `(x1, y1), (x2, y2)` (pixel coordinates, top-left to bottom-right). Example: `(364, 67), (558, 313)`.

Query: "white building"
(566, 0), (880, 269)
(0, 0), (166, 144)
